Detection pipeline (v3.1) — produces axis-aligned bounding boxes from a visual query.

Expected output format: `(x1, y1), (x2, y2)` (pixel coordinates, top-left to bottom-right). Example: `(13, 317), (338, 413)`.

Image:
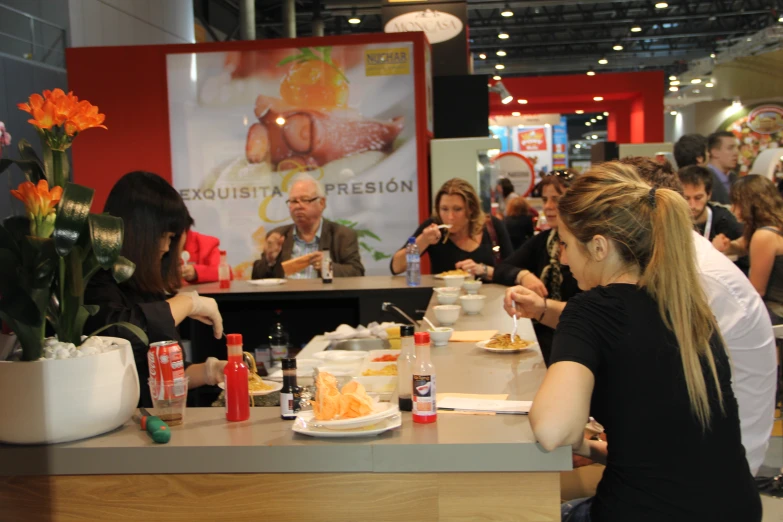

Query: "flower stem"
(51, 149), (69, 188)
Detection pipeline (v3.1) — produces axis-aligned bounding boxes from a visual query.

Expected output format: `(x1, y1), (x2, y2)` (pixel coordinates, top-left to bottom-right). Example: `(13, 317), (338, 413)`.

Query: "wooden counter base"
(1, 472), (560, 522)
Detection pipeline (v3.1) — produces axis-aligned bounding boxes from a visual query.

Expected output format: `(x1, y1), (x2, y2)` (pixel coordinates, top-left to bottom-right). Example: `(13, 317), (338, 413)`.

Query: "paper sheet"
(437, 397), (532, 414)
(449, 330), (498, 342)
(436, 393), (509, 416)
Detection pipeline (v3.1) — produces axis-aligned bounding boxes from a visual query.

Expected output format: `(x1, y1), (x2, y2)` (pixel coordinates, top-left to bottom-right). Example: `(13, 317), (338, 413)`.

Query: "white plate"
(475, 339), (539, 354)
(293, 413), (401, 438)
(312, 351), (368, 364)
(298, 402), (399, 430)
(434, 274), (471, 280)
(247, 278), (286, 286)
(218, 379), (283, 396)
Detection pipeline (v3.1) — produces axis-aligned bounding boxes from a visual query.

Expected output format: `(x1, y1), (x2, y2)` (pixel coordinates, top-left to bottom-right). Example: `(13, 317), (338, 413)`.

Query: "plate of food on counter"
(434, 269), (471, 280)
(218, 357), (283, 396)
(476, 334), (538, 354)
(293, 372), (401, 437)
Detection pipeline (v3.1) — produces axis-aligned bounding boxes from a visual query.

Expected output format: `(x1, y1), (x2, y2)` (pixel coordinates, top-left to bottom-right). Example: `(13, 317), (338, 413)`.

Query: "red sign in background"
(518, 127), (548, 152)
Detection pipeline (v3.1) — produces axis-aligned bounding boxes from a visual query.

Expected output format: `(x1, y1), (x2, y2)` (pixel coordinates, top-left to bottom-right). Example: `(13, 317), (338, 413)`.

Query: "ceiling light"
(670, 80), (680, 85)
(669, 86), (679, 91)
(591, 118), (597, 122)
(575, 110), (585, 114)
(691, 78), (702, 84)
(613, 44), (624, 51)
(518, 99), (528, 104)
(275, 116), (286, 126)
(575, 144), (582, 148)
(655, 2), (668, 8)
(592, 134), (598, 139)
(501, 5), (514, 17)
(710, 53), (716, 58)
(746, 37), (752, 42)
(594, 96), (604, 101)
(512, 111), (520, 116)
(670, 110), (678, 115)
(693, 89), (700, 94)
(479, 53), (487, 60)
(631, 25), (642, 32)
(498, 32), (509, 39)
(493, 75), (502, 80)
(669, 75), (677, 81)
(348, 11), (361, 24)
(489, 80), (513, 104)
(496, 50), (507, 57)
(586, 69), (596, 76)
(598, 57), (608, 65)
(502, 95), (513, 104)
(603, 112), (609, 116)
(705, 82), (714, 88)
(495, 64), (505, 70)
(585, 122), (592, 126)
(596, 115), (603, 120)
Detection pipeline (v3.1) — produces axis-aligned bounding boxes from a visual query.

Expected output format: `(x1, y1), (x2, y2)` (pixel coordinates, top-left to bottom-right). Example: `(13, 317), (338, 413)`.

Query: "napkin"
(436, 393), (509, 416)
(437, 397), (532, 415)
(324, 322), (402, 340)
(449, 330), (498, 342)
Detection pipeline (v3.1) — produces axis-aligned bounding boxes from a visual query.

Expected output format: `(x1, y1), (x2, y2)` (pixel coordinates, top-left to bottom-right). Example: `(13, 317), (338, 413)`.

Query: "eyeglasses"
(285, 196), (321, 206)
(545, 170), (576, 182)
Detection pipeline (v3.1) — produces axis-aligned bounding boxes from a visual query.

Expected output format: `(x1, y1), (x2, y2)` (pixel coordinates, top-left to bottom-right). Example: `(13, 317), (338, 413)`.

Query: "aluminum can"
(148, 340), (187, 400)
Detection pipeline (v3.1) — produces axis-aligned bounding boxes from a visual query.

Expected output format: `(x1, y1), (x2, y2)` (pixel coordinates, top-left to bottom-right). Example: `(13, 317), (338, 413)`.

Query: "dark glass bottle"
(280, 358), (300, 420)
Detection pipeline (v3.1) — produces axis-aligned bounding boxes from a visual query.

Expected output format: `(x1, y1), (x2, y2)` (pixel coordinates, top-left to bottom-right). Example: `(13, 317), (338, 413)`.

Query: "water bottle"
(405, 237), (421, 287)
(269, 316), (289, 363)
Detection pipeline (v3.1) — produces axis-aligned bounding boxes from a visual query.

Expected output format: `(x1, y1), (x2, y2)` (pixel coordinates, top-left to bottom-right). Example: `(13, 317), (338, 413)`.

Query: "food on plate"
(485, 334), (533, 350)
(362, 364), (398, 376)
(244, 353), (274, 392)
(439, 269), (471, 277)
(282, 252), (315, 276)
(279, 48), (349, 109)
(311, 371), (375, 421)
(246, 102), (404, 170)
(372, 354), (400, 362)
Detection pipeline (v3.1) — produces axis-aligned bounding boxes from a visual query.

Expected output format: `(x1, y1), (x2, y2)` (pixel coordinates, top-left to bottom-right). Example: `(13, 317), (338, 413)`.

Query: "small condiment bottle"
(412, 332), (436, 424)
(224, 334), (250, 422)
(218, 250), (231, 289)
(280, 358), (301, 420)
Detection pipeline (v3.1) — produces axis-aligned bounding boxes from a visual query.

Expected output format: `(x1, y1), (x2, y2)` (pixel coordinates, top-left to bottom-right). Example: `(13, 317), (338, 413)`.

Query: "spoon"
(437, 224), (453, 229)
(422, 316), (438, 331)
(511, 302), (518, 341)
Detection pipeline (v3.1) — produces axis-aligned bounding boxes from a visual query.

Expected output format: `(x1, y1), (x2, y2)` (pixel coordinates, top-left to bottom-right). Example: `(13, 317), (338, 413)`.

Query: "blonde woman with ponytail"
(509, 162), (760, 522)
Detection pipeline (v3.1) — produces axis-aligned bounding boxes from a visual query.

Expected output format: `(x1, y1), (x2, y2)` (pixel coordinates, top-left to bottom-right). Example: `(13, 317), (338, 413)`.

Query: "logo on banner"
(365, 47), (410, 76)
(384, 9), (463, 44)
(518, 128), (548, 152)
(747, 105), (783, 134)
(493, 152), (537, 197)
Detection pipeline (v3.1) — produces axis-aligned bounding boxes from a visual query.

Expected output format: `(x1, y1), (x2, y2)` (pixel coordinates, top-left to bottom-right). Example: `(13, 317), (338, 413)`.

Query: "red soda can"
(148, 340), (187, 400)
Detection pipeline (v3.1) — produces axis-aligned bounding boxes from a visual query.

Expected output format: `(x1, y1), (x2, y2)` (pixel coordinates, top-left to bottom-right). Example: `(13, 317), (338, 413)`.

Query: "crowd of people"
(79, 125), (779, 520)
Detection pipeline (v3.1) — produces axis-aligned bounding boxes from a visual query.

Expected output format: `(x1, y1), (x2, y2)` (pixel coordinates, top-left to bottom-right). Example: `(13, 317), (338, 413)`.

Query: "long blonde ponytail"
(558, 162), (723, 430)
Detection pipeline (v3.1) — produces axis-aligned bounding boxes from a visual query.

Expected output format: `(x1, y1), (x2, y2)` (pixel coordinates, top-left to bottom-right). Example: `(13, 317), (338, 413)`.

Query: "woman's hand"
(265, 232), (284, 264)
(455, 259), (487, 277)
(712, 233), (731, 253)
(419, 223), (442, 246)
(504, 285), (546, 320)
(184, 292), (224, 339)
(181, 264), (197, 282)
(516, 270), (549, 297)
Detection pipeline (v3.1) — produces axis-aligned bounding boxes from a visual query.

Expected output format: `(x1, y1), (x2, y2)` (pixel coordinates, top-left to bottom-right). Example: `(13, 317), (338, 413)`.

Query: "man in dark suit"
(706, 131), (739, 205)
(251, 175), (365, 279)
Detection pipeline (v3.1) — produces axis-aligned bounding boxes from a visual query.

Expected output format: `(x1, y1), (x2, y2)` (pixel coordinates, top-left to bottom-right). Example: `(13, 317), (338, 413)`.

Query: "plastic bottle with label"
(405, 237), (421, 287)
(218, 250), (231, 289)
(321, 248), (333, 284)
(397, 325), (416, 412)
(224, 334), (250, 422)
(412, 331), (436, 424)
(269, 314), (289, 363)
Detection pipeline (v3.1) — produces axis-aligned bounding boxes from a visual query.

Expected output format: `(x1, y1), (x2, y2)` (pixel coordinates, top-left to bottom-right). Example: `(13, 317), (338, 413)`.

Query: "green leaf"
(88, 214), (123, 269)
(40, 135), (54, 186)
(67, 248), (84, 298)
(277, 54), (306, 67)
(17, 139), (45, 184)
(359, 241), (373, 252)
(355, 229), (382, 241)
(72, 305), (101, 346)
(111, 256), (135, 284)
(372, 250), (392, 261)
(82, 254), (101, 283)
(21, 237), (57, 287)
(86, 321), (148, 346)
(83, 304), (99, 316)
(0, 158), (45, 184)
(53, 183), (94, 256)
(0, 313), (43, 361)
(323, 47), (332, 62)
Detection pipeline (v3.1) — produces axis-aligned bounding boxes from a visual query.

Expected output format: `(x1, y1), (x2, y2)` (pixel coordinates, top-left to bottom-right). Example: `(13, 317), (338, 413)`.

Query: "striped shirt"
(289, 219), (323, 279)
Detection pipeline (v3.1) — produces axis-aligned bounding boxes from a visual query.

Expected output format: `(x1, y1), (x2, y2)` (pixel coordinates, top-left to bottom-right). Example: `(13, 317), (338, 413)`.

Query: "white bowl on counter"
(311, 351), (367, 365)
(441, 275), (466, 287)
(428, 327), (453, 346)
(437, 292), (459, 305)
(435, 286), (461, 295)
(459, 294), (486, 315)
(434, 304), (461, 326)
(462, 280), (483, 294)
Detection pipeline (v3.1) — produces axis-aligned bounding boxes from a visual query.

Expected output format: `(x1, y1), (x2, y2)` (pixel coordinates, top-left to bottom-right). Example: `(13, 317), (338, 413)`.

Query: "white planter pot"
(0, 337), (140, 445)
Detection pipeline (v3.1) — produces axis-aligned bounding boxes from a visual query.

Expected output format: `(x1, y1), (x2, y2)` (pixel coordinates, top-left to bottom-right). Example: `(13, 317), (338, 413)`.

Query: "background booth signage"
(384, 10), (463, 44)
(492, 152), (536, 197)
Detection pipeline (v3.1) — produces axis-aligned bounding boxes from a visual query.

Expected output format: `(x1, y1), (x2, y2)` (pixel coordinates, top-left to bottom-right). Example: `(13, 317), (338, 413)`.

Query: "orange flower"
(11, 180), (63, 217)
(17, 89), (106, 136)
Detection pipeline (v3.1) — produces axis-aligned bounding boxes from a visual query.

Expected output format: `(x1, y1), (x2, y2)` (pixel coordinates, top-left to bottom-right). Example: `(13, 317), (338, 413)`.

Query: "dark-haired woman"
(496, 177), (518, 216)
(85, 171), (226, 407)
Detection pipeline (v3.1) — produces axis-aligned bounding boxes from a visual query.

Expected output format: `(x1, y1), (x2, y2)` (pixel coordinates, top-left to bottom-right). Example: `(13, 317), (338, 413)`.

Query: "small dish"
(433, 304), (461, 326)
(475, 339), (539, 354)
(428, 327), (453, 346)
(462, 280), (483, 294)
(459, 294), (486, 315)
(434, 286), (461, 295)
(437, 293), (458, 305)
(441, 275), (466, 287)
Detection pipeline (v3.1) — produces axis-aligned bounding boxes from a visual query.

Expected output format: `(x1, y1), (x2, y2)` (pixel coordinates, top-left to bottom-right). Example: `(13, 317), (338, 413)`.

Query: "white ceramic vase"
(0, 337), (140, 445)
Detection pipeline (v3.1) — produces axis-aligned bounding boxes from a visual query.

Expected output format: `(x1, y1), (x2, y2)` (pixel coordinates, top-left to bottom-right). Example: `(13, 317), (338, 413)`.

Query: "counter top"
(193, 275), (436, 296)
(0, 282), (570, 477)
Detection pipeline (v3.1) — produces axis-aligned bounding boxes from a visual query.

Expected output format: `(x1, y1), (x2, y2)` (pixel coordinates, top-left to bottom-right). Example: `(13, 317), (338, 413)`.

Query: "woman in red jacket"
(181, 220), (230, 283)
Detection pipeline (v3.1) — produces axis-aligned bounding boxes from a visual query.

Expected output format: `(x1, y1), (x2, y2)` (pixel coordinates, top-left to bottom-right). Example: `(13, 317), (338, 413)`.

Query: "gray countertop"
(192, 274), (437, 296)
(0, 282), (570, 476)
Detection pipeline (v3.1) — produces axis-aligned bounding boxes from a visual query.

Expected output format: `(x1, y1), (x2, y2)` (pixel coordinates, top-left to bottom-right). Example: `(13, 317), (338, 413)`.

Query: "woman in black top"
(502, 196), (535, 250)
(506, 162), (760, 522)
(494, 171), (580, 364)
(84, 172), (227, 407)
(390, 178), (513, 280)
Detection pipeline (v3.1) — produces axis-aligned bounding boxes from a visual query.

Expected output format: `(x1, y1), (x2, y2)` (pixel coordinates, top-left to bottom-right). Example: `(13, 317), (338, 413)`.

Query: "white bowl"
(441, 275), (466, 287)
(311, 351), (367, 365)
(435, 286), (461, 295)
(459, 294), (487, 315)
(428, 327), (454, 346)
(434, 304), (461, 325)
(462, 280), (483, 294)
(437, 293), (458, 305)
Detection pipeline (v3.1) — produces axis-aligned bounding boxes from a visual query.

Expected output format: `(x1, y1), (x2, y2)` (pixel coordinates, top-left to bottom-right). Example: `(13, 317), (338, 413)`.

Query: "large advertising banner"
(720, 103), (783, 175)
(166, 43), (419, 277)
(514, 125), (553, 175)
(552, 117), (568, 170)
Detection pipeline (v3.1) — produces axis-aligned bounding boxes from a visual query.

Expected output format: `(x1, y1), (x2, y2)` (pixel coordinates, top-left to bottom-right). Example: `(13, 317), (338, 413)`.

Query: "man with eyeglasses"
(251, 174), (365, 279)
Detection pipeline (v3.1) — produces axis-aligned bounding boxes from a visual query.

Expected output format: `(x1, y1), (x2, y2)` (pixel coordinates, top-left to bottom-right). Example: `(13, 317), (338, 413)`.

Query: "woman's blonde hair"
(558, 161), (723, 431)
(433, 178), (486, 237)
(730, 174), (783, 244)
